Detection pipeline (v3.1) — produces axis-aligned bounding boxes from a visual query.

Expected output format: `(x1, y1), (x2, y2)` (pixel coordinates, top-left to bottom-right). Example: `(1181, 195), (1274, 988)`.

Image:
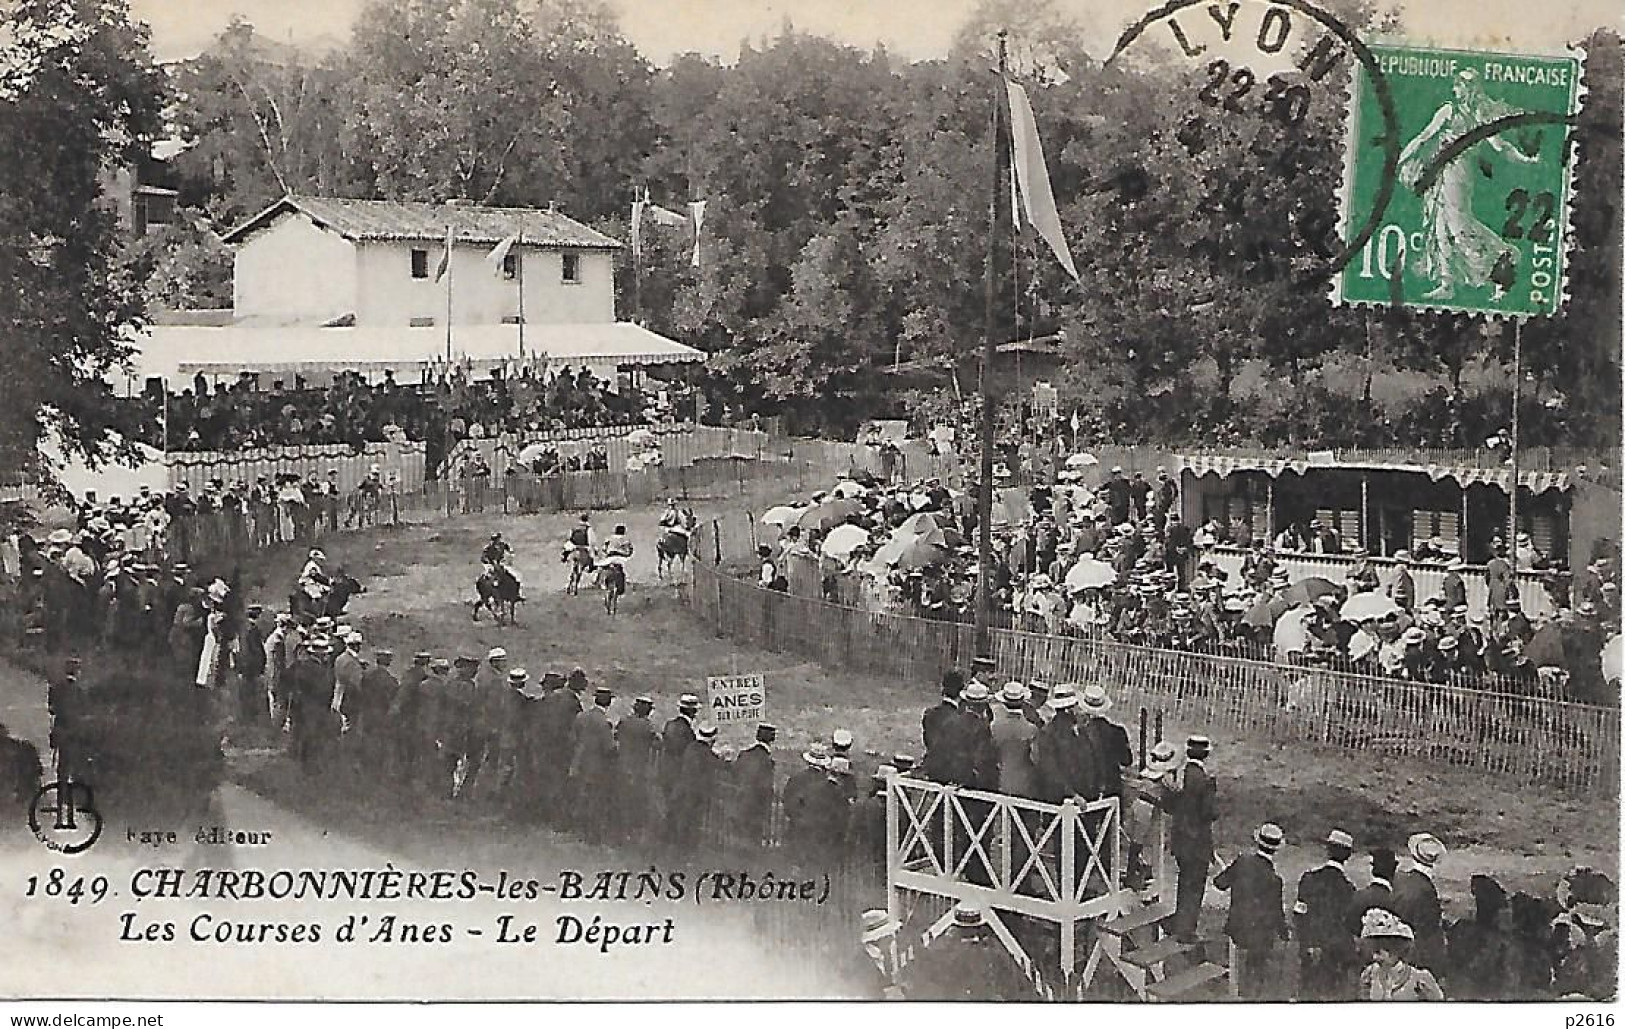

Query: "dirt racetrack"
(227, 491), (1617, 920)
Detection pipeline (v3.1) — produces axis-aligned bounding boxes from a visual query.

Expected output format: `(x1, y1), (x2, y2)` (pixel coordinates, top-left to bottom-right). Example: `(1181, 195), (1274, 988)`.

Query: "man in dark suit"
(568, 686), (618, 842)
(1392, 832), (1448, 974)
(1077, 685), (1133, 802)
(1441, 557), (1469, 611)
(1032, 685), (1095, 803)
(921, 670), (963, 756)
(659, 694), (701, 837)
(731, 723), (778, 849)
(1295, 829), (1358, 1000)
(615, 696), (660, 844)
(1390, 552), (1417, 612)
(536, 672), (585, 824)
(1214, 823), (1290, 999)
(1166, 735), (1218, 942)
(1346, 848), (1401, 937)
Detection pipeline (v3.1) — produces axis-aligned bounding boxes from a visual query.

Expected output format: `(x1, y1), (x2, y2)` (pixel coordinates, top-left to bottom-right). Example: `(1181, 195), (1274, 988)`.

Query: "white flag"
(630, 197), (646, 257)
(688, 201), (707, 268)
(1006, 80), (1078, 281)
(486, 232), (520, 278)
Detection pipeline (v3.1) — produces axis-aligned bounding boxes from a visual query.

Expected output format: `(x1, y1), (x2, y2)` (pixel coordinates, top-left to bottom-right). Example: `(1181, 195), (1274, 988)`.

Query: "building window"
(410, 249), (429, 279)
(503, 252), (519, 280)
(561, 252), (580, 284)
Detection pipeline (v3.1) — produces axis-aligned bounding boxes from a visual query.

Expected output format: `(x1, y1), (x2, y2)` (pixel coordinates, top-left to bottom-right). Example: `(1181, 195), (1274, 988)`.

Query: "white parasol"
(822, 524), (870, 559)
(1340, 591), (1400, 622)
(1273, 606), (1313, 657)
(1064, 558), (1117, 591)
(1065, 453), (1100, 469)
(761, 506), (804, 528)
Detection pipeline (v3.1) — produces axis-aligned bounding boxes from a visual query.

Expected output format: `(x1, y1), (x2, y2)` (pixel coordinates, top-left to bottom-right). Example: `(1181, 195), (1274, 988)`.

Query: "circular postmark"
(29, 779), (103, 855)
(1105, 0), (1404, 286)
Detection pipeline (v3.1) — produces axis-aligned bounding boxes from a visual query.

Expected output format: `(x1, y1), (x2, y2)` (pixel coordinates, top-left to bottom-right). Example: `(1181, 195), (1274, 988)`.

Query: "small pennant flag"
(1006, 80), (1078, 281)
(486, 232), (520, 278)
(689, 200), (707, 268)
(631, 196), (646, 257)
(434, 225), (453, 283)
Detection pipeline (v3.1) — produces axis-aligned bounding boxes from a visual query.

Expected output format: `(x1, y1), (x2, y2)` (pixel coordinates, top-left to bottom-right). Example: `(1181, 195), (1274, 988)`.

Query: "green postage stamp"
(1335, 44), (1584, 318)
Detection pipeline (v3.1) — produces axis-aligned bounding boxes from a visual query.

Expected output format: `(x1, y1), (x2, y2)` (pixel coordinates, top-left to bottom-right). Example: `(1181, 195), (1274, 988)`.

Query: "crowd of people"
(1, 468), (1613, 1002)
(757, 467), (1620, 702)
(127, 365), (681, 453)
(885, 661), (1616, 1001)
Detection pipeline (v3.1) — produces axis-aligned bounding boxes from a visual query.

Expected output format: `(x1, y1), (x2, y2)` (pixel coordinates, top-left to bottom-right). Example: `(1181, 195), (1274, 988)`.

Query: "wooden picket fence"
(687, 563), (1619, 792)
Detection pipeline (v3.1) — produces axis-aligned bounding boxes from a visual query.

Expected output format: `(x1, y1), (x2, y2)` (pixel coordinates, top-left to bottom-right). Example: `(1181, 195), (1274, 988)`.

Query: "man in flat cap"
(1295, 829), (1358, 999)
(569, 686), (618, 842)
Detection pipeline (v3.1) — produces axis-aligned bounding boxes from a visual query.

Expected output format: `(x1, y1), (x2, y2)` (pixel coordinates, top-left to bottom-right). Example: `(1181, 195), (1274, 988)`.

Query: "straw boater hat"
(1327, 829), (1355, 849)
(1048, 684), (1079, 710)
(803, 742), (831, 768)
(961, 683), (992, 706)
(1253, 823), (1285, 854)
(1079, 684), (1113, 714)
(999, 682), (1030, 707)
(1144, 740), (1180, 776)
(1407, 833), (1446, 867)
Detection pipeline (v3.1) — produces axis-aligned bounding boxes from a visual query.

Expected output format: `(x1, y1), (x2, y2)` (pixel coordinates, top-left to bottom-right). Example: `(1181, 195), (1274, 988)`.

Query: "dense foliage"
(10, 0), (1621, 471)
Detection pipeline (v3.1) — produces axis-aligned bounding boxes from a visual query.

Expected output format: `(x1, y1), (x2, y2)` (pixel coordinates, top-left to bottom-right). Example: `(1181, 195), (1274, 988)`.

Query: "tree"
(0, 0), (167, 488)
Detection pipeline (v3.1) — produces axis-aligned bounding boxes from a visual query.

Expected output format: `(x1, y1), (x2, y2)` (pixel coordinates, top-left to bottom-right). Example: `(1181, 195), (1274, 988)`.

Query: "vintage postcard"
(0, 0), (1619, 1009)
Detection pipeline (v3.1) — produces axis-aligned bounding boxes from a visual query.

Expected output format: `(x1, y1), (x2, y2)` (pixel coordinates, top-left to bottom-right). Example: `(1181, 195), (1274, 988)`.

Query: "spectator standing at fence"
(233, 603), (267, 727)
(852, 765), (893, 885)
(1214, 822), (1290, 999)
(538, 671), (587, 823)
(731, 722), (777, 849)
(1295, 829), (1358, 999)
(921, 670), (962, 757)
(1032, 684), (1090, 803)
(1078, 685), (1132, 802)
(569, 686), (618, 843)
(616, 696), (660, 845)
(1347, 848), (1401, 936)
(386, 651), (431, 782)
(990, 683), (1038, 798)
(1392, 833), (1447, 976)
(668, 724), (722, 854)
(783, 742), (832, 853)
(1445, 875), (1515, 999)
(1166, 735), (1218, 942)
(659, 693), (700, 821)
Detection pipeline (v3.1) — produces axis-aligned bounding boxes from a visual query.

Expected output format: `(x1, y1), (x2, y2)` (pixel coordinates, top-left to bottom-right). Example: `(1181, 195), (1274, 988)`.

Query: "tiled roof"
(223, 195), (621, 250)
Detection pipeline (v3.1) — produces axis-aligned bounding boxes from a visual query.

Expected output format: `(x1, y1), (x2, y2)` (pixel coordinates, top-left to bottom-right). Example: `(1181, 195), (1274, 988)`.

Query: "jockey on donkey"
(289, 548), (365, 620)
(562, 514), (596, 595)
(597, 525), (633, 615)
(655, 499), (700, 578)
(473, 532), (524, 625)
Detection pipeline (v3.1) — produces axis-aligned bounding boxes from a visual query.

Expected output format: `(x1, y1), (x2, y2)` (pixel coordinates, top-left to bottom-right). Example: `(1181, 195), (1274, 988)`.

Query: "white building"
(221, 195), (620, 327)
(120, 196), (702, 387)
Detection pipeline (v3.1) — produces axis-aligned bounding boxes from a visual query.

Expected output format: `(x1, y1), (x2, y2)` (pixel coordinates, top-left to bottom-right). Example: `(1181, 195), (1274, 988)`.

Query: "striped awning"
(1177, 453), (1571, 495)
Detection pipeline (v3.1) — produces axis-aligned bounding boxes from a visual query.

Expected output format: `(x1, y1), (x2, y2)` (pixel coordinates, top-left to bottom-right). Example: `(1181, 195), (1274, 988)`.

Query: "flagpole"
(517, 232), (526, 359)
(973, 30), (1008, 657)
(444, 222), (453, 363)
(634, 187), (644, 326)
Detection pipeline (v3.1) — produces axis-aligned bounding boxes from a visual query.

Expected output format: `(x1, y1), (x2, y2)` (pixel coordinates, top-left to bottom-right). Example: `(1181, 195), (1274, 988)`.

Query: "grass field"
(221, 491), (1615, 920)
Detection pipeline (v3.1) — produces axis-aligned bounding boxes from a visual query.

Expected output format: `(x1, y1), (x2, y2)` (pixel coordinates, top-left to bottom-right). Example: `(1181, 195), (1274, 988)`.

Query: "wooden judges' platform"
(884, 775), (1236, 1000)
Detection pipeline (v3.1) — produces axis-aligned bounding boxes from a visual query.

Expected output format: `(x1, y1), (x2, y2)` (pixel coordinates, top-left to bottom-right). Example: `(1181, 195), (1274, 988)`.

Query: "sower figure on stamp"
(1165, 735), (1218, 942)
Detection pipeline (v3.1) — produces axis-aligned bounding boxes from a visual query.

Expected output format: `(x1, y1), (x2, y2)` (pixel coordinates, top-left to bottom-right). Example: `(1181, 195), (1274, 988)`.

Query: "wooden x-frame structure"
(886, 774), (1131, 991)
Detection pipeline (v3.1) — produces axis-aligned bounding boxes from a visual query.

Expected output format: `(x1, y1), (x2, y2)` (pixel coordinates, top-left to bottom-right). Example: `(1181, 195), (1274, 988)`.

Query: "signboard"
(1031, 381), (1058, 419)
(705, 674), (765, 732)
(1335, 45), (1582, 318)
(860, 420), (909, 444)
